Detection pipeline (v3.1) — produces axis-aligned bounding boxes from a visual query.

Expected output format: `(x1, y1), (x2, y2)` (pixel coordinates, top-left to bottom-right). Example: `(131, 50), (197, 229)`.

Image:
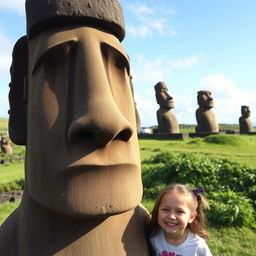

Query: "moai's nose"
(67, 111), (133, 147)
(167, 93), (173, 100)
(67, 40), (133, 147)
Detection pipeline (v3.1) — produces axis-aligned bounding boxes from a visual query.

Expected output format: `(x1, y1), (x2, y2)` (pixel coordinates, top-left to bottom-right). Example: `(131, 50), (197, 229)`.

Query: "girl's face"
(157, 191), (197, 243)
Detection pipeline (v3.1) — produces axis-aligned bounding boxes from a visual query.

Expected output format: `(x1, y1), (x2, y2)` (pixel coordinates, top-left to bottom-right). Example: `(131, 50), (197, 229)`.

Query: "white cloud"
(0, 94), (9, 118)
(125, 3), (176, 38)
(131, 54), (172, 84)
(0, 0), (25, 15)
(126, 24), (151, 38)
(173, 95), (195, 123)
(170, 56), (201, 68)
(198, 73), (256, 124)
(135, 89), (157, 126)
(0, 30), (13, 78)
(129, 4), (154, 16)
(131, 54), (201, 84)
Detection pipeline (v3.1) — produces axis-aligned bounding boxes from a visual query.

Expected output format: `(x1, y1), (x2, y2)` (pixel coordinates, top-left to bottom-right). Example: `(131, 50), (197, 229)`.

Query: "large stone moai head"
(239, 105), (253, 133)
(154, 81), (175, 109)
(154, 81), (179, 133)
(10, 0), (142, 217)
(197, 90), (214, 109)
(196, 90), (219, 133)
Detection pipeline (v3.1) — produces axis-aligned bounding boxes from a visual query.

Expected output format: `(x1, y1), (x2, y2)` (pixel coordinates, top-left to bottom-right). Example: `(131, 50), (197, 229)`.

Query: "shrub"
(207, 190), (256, 228)
(142, 152), (255, 199)
(142, 151), (176, 165)
(142, 152), (219, 198)
(248, 185), (256, 202)
(0, 179), (24, 193)
(203, 134), (245, 145)
(216, 158), (256, 193)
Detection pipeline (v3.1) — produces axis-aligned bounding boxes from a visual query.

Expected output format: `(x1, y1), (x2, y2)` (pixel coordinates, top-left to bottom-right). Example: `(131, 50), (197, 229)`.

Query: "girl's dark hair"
(147, 183), (210, 239)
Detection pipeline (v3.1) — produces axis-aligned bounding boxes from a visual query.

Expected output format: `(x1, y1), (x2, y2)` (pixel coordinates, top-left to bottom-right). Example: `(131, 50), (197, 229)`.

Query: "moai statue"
(0, 136), (13, 154)
(195, 90), (219, 133)
(0, 1), (150, 255)
(239, 105), (254, 133)
(154, 81), (179, 133)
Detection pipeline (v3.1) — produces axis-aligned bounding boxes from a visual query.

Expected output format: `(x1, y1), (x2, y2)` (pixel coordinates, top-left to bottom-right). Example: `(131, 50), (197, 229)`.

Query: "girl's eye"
(162, 208), (169, 212)
(177, 210), (184, 214)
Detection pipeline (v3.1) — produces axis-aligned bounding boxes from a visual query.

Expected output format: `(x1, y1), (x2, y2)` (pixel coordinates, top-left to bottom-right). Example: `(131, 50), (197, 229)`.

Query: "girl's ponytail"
(189, 191), (210, 239)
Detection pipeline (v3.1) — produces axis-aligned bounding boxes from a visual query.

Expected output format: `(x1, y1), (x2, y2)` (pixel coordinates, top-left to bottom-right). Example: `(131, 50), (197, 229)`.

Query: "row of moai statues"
(155, 81), (254, 134)
(0, 0), (150, 255)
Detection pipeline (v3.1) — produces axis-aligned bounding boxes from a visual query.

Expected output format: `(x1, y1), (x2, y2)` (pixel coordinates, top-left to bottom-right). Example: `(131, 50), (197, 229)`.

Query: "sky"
(1, 0), (256, 127)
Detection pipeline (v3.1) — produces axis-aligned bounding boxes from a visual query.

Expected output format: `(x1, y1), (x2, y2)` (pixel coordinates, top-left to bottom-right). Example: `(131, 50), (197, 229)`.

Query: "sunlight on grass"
(139, 136), (256, 168)
(208, 226), (256, 256)
(0, 202), (20, 224)
(0, 162), (24, 184)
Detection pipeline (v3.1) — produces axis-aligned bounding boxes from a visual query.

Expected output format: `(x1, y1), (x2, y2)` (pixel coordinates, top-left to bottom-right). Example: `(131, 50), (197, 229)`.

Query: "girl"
(147, 183), (213, 256)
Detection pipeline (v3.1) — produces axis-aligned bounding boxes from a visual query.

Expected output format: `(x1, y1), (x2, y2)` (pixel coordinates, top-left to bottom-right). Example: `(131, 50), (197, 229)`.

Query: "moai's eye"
(33, 41), (76, 74)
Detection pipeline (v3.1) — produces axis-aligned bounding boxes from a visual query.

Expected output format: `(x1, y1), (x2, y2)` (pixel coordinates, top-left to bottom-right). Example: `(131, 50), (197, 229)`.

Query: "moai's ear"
(8, 36), (28, 145)
(135, 104), (141, 133)
(129, 75), (141, 133)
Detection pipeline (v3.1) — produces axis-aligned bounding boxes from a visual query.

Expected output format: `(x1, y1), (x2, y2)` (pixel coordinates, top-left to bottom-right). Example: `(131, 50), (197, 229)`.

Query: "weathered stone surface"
(8, 36), (28, 145)
(195, 90), (219, 133)
(154, 81), (179, 134)
(239, 105), (254, 133)
(26, 0), (125, 41)
(0, 191), (23, 205)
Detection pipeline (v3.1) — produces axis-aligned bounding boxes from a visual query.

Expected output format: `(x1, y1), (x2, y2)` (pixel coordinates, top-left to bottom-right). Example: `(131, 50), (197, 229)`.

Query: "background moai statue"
(0, 0), (150, 255)
(195, 90), (219, 133)
(155, 81), (179, 133)
(0, 136), (13, 154)
(239, 105), (254, 133)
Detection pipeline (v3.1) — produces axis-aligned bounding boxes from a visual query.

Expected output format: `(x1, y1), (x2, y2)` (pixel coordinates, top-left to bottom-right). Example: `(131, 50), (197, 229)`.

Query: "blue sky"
(1, 0), (256, 127)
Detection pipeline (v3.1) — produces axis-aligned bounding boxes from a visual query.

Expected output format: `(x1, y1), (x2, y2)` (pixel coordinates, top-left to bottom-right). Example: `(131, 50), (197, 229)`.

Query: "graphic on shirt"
(160, 251), (182, 256)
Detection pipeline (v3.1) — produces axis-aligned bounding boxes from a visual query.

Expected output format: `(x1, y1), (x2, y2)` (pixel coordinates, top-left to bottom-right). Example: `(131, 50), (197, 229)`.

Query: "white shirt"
(150, 229), (213, 256)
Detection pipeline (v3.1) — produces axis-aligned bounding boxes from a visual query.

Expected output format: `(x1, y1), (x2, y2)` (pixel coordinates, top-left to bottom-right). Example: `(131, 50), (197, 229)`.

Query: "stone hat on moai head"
(25, 0), (125, 41)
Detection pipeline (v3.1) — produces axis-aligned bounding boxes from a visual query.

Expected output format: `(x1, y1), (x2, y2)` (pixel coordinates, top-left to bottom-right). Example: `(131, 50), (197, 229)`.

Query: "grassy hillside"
(140, 134), (256, 168)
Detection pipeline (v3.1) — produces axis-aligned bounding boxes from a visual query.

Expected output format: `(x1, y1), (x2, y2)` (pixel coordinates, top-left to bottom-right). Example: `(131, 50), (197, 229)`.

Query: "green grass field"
(0, 162), (24, 184)
(140, 135), (256, 168)
(0, 202), (19, 224)
(0, 119), (255, 256)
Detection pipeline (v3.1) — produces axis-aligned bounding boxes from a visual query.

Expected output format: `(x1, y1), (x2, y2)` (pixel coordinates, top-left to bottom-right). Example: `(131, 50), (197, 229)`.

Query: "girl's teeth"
(166, 222), (176, 226)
